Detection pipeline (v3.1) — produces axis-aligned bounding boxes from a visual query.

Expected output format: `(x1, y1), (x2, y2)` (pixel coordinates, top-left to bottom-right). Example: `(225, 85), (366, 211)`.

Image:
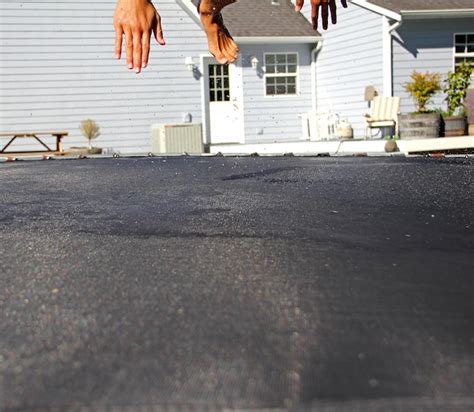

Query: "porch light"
(185, 56), (195, 71)
(250, 56), (259, 69)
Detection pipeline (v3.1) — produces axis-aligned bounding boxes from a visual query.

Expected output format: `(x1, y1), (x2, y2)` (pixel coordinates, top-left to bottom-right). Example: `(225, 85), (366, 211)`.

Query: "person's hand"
(114, 0), (166, 73)
(295, 0), (348, 30)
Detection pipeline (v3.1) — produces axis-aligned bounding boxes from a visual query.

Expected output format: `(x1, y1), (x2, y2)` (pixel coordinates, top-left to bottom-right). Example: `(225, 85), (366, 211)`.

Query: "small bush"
(444, 62), (472, 116)
(79, 119), (101, 149)
(404, 71), (442, 113)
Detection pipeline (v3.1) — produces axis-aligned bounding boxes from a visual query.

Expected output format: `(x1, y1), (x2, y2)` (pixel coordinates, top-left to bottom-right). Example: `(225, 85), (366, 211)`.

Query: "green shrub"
(404, 71), (442, 113)
(444, 62), (472, 116)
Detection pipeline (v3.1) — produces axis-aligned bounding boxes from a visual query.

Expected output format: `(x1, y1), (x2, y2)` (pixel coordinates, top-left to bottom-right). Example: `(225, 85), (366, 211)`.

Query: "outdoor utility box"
(151, 123), (203, 154)
(467, 88), (474, 124)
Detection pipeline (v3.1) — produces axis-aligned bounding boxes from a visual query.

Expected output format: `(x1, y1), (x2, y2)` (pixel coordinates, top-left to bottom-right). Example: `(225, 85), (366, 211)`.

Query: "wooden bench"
(0, 131), (68, 154)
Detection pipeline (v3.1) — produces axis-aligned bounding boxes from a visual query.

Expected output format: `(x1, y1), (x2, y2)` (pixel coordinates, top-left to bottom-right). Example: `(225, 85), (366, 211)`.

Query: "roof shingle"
(366, 0), (474, 13)
(219, 0), (319, 38)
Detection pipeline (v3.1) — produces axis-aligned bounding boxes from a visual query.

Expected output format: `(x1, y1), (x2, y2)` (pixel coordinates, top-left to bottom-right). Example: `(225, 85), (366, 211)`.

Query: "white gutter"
(234, 36), (322, 44)
(401, 9), (474, 19)
(311, 41), (323, 112)
(382, 16), (403, 97)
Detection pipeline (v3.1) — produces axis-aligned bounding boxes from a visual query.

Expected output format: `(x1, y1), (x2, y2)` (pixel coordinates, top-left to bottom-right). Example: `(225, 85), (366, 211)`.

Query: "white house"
(0, 0), (321, 154)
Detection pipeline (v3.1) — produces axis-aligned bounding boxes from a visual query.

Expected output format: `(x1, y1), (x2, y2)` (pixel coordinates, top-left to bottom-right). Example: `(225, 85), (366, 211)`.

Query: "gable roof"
(222, 0), (319, 38)
(365, 0), (474, 14)
(187, 0), (320, 40)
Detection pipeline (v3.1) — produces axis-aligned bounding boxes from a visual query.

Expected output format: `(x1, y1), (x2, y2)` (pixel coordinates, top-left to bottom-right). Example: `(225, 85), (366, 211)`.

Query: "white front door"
(208, 63), (241, 144)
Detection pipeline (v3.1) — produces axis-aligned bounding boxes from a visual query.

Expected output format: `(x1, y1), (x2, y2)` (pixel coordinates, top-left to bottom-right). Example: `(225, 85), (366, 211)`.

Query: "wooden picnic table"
(0, 131), (68, 154)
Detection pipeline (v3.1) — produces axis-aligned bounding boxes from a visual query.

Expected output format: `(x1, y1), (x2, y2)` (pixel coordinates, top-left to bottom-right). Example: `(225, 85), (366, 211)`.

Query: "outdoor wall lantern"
(250, 56), (259, 69)
(185, 56), (196, 71)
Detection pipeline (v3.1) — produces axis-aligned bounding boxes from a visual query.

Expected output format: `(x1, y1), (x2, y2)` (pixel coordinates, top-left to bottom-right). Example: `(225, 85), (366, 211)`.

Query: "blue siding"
(392, 18), (474, 114)
(313, 5), (385, 138)
(239, 44), (314, 143)
(0, 0), (208, 153)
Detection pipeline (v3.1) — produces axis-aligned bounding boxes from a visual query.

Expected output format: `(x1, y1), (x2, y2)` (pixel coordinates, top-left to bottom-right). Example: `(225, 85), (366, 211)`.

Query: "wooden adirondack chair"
(365, 96), (401, 139)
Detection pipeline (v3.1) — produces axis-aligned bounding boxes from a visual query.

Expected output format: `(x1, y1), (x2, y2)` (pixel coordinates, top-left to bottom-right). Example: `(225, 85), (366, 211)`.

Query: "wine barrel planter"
(469, 124), (474, 136)
(443, 116), (467, 137)
(398, 113), (441, 140)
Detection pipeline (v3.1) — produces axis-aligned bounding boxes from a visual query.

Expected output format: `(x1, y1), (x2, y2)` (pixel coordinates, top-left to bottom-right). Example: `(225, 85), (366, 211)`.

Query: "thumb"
(153, 13), (166, 45)
(295, 0), (304, 12)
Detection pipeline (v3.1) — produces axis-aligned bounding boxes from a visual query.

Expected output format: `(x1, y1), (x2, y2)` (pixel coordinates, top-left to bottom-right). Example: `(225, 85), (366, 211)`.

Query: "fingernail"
(128, 63), (133, 69)
(115, 53), (120, 59)
(142, 62), (147, 68)
(135, 67), (141, 73)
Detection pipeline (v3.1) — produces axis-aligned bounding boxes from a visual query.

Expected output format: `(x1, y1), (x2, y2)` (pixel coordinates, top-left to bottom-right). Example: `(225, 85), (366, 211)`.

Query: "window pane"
(216, 77), (222, 88)
(287, 77), (296, 86)
(455, 34), (466, 43)
(277, 54), (286, 64)
(266, 55), (275, 64)
(276, 77), (286, 85)
(210, 78), (215, 89)
(210, 90), (215, 101)
(224, 90), (230, 101)
(217, 90), (222, 101)
(224, 77), (229, 88)
(276, 85), (286, 95)
(223, 65), (229, 76)
(287, 84), (296, 94)
(276, 64), (287, 74)
(287, 54), (297, 64)
(456, 45), (465, 53)
(468, 34), (474, 43)
(267, 77), (276, 85)
(266, 65), (275, 74)
(267, 85), (275, 95)
(288, 64), (297, 73)
(468, 45), (474, 53)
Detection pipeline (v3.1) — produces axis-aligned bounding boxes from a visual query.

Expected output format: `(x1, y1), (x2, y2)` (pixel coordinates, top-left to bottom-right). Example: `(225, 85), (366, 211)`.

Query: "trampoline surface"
(0, 156), (473, 411)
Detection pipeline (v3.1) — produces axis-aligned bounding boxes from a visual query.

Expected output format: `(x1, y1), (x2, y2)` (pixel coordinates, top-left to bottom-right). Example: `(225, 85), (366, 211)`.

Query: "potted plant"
(67, 119), (102, 155)
(443, 62), (472, 137)
(399, 71), (442, 139)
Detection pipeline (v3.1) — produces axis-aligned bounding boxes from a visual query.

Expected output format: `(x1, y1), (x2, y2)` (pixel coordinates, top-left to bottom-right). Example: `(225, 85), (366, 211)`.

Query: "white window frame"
(263, 52), (299, 98)
(453, 32), (474, 70)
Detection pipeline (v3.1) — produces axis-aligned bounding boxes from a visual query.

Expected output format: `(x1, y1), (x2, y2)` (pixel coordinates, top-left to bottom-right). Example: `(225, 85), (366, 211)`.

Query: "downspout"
(383, 16), (403, 97)
(311, 40), (323, 112)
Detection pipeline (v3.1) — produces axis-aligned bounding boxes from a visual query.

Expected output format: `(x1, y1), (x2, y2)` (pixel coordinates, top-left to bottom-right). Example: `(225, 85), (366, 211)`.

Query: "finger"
(125, 29), (133, 69)
(114, 24), (123, 59)
(321, 1), (329, 30)
(341, 0), (347, 7)
(330, 0), (337, 24)
(153, 12), (166, 45)
(132, 30), (143, 73)
(295, 0), (304, 12)
(311, 0), (320, 30)
(142, 29), (151, 68)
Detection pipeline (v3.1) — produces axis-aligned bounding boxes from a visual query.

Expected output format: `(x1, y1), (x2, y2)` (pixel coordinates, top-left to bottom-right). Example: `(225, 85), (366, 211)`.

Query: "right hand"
(294, 0), (348, 31)
(114, 0), (166, 73)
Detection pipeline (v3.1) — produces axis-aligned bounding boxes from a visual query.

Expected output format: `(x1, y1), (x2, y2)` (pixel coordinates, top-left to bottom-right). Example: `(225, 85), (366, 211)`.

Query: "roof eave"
(401, 9), (474, 19)
(350, 0), (401, 21)
(234, 36), (322, 44)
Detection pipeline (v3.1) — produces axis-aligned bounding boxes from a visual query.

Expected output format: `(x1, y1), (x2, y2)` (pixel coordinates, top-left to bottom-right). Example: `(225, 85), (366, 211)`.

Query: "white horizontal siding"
(240, 44), (313, 143)
(0, 0), (208, 153)
(392, 18), (474, 114)
(313, 4), (384, 138)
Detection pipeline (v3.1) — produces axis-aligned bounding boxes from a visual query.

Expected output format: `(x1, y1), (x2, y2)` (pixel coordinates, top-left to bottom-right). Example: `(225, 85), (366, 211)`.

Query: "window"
(454, 33), (474, 69)
(264, 53), (298, 96)
(209, 64), (230, 102)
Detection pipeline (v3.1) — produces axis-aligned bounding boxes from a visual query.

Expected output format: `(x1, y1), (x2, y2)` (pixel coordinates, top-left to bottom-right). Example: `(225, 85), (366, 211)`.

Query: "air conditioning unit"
(151, 123), (203, 154)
